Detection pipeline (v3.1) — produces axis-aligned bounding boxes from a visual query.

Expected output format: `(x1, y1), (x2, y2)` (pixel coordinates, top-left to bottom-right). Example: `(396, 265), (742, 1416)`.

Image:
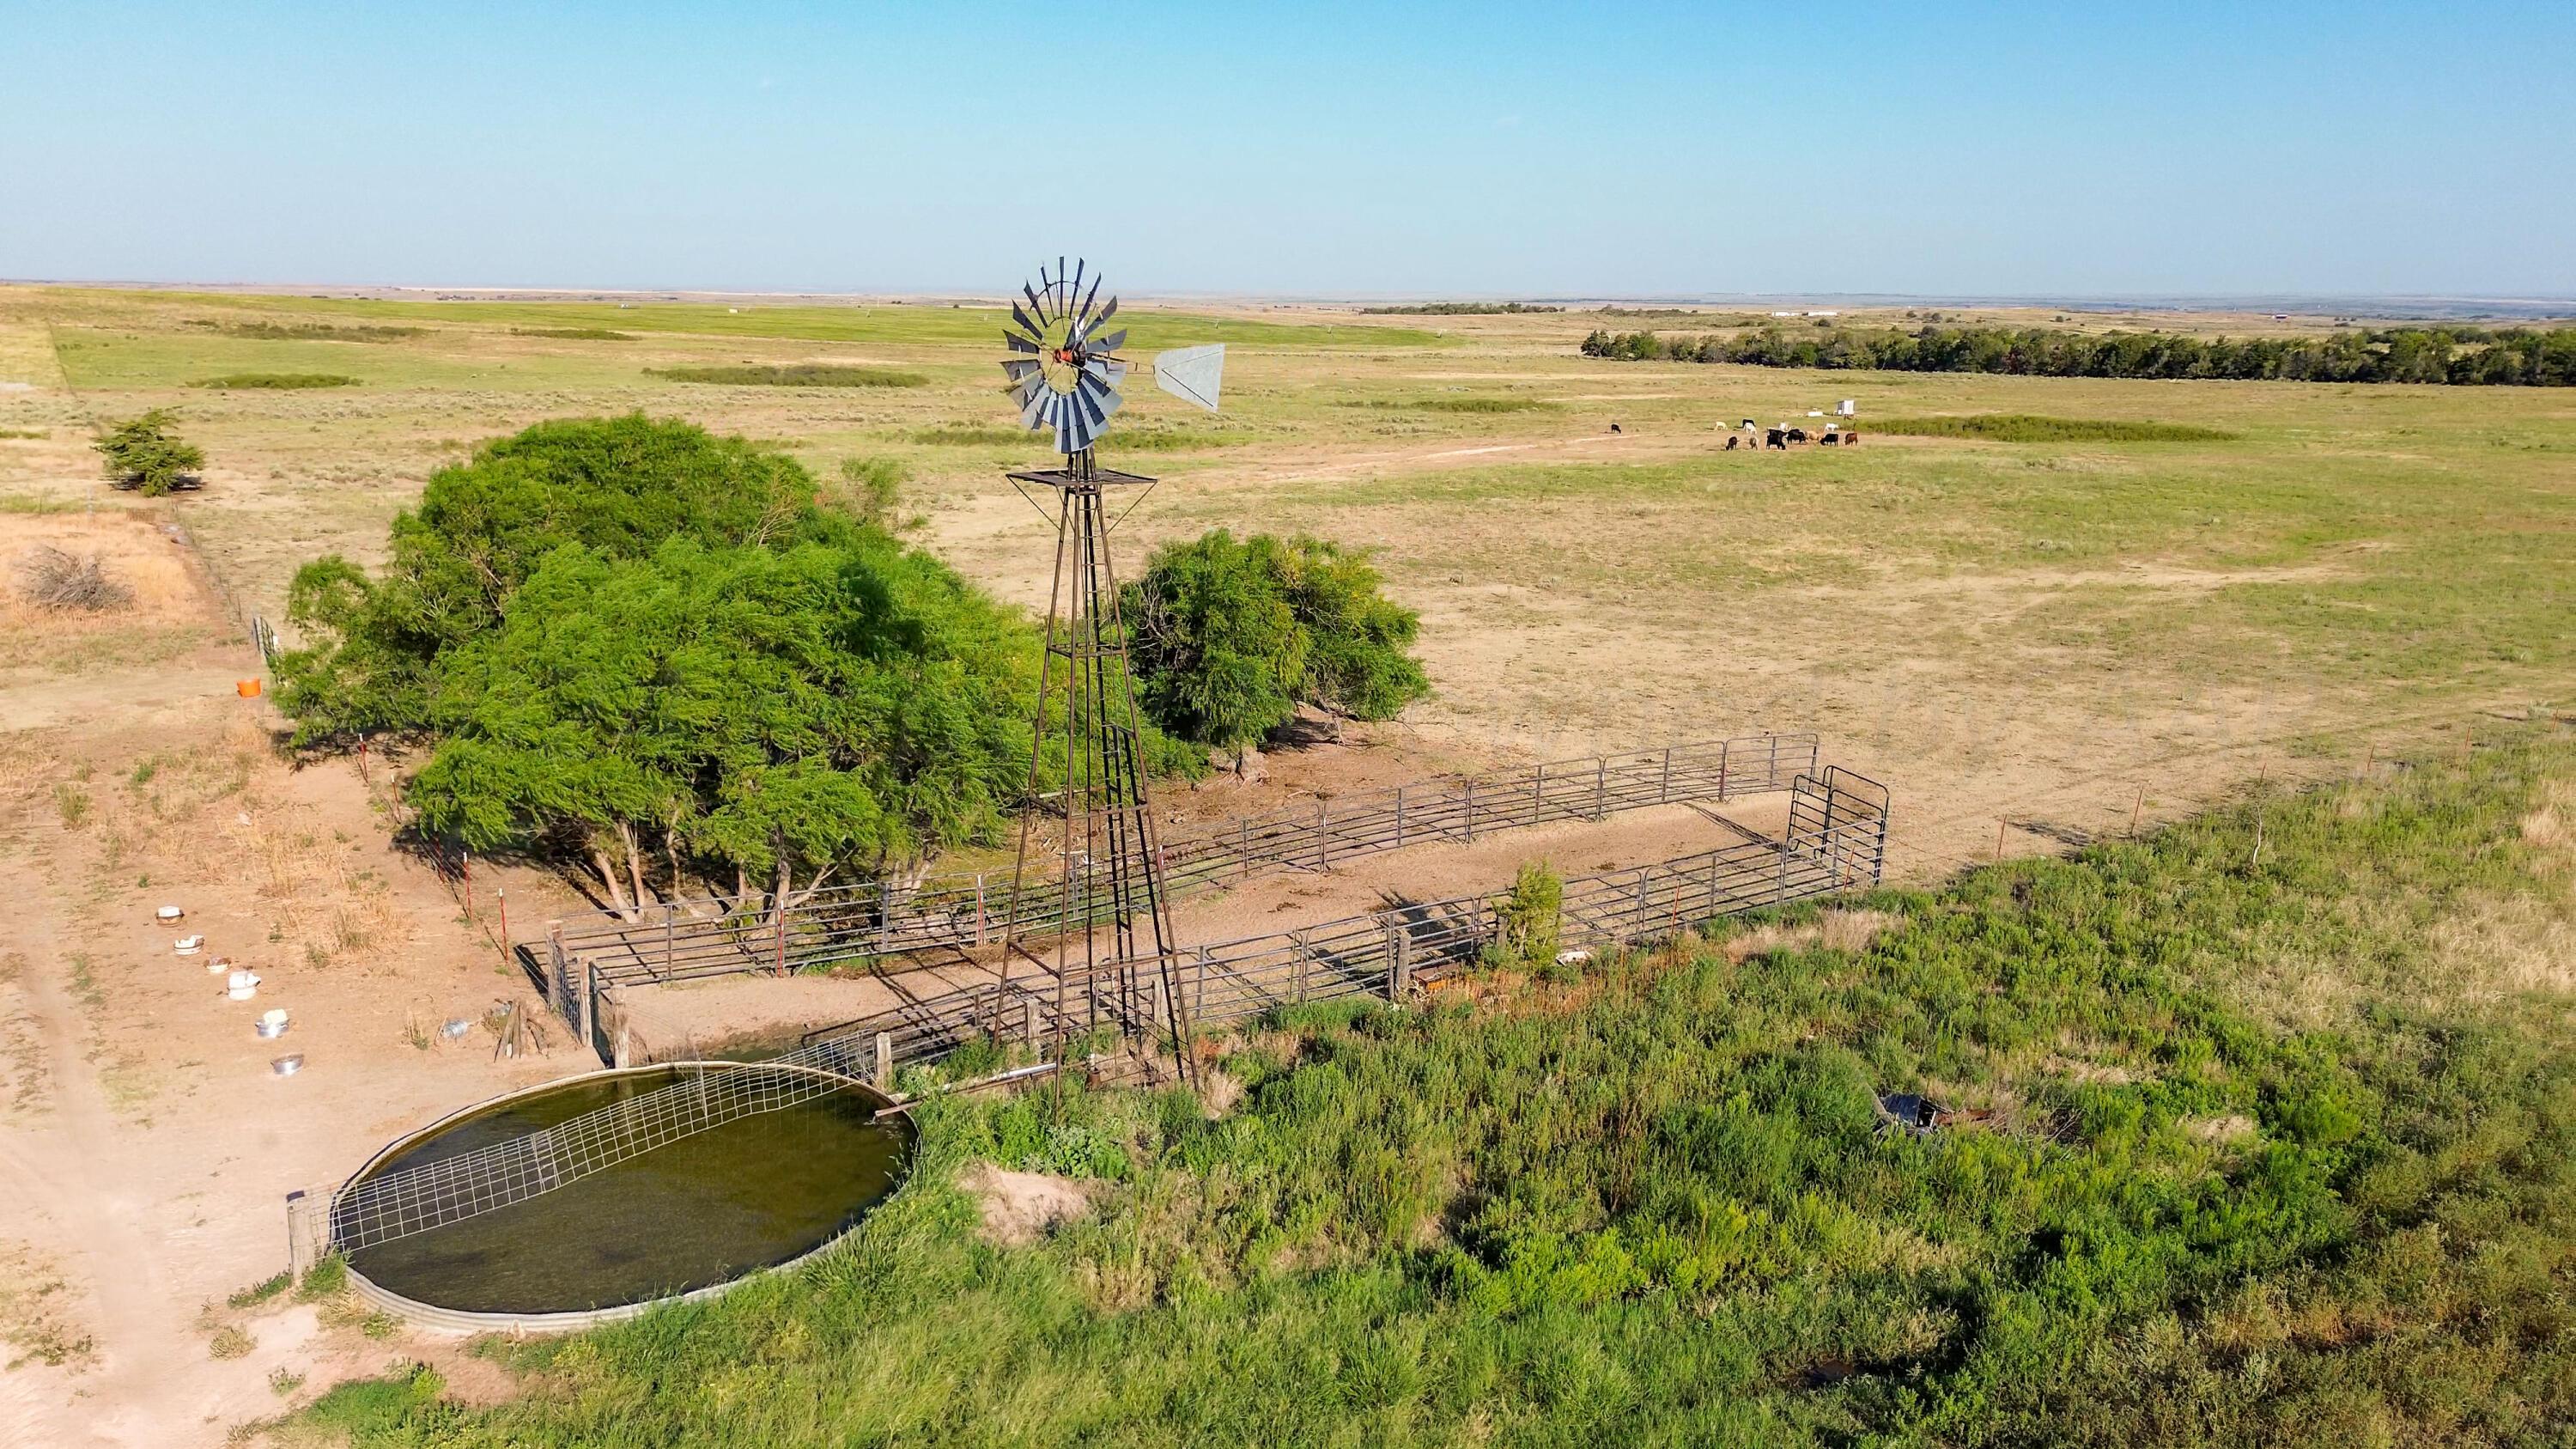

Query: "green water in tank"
(343, 1065), (913, 1316)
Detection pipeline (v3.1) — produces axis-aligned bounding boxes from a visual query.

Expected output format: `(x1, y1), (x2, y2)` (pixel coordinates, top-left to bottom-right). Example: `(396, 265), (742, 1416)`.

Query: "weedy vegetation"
(15, 545), (132, 611)
(295, 726), (2576, 1447)
(1868, 414), (2239, 443)
(189, 372), (361, 390)
(644, 363), (929, 387)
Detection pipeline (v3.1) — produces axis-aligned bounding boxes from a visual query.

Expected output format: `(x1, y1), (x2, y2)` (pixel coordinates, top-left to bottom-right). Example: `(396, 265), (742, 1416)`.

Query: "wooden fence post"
(1659, 746), (1673, 803)
(874, 1032), (894, 1090)
(1533, 763), (1545, 826)
(1717, 740), (1730, 799)
(1024, 997), (1040, 1047)
(1395, 785), (1406, 849)
(547, 921), (567, 1007)
(1241, 817), (1253, 881)
(1463, 779), (1476, 843)
(1318, 802), (1330, 870)
(580, 959), (598, 1054)
(1595, 758), (1608, 819)
(975, 873), (987, 946)
(662, 907), (675, 979)
(775, 892), (788, 976)
(1292, 929), (1310, 1005)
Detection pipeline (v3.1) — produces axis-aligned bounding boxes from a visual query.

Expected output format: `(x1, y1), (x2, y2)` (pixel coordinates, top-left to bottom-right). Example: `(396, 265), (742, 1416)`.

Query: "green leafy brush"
(1868, 413), (2239, 442)
(190, 373), (361, 390)
(192, 320), (422, 342)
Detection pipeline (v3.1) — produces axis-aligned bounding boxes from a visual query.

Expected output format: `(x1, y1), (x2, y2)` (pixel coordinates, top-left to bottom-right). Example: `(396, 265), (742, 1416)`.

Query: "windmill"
(993, 259), (1224, 1083)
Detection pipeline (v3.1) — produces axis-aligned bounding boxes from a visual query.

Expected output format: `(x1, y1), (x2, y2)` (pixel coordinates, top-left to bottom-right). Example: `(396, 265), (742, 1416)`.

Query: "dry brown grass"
(0, 512), (216, 673)
(2428, 776), (2576, 999)
(14, 545), (131, 611)
(88, 718), (411, 975)
(0, 1239), (95, 1372)
(1721, 908), (1899, 963)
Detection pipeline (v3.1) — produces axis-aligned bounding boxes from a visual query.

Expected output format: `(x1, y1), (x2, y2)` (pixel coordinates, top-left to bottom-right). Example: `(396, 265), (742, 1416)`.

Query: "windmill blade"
(1097, 296), (1119, 326)
(1004, 332), (1041, 355)
(1090, 327), (1128, 355)
(1008, 301), (1044, 338)
(1023, 282), (1048, 321)
(1153, 344), (1225, 411)
(1076, 272), (1103, 328)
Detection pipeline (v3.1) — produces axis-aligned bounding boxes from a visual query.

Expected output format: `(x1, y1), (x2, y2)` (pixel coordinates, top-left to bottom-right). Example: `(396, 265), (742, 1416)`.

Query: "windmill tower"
(993, 259), (1224, 1081)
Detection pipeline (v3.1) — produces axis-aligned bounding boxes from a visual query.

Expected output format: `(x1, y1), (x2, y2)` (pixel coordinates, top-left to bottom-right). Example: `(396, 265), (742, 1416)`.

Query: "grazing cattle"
(1819, 432), (1840, 445)
(1765, 429), (1789, 449)
(1786, 427), (1809, 444)
(1723, 435), (1741, 451)
(1609, 422), (1623, 434)
(1844, 431), (1860, 445)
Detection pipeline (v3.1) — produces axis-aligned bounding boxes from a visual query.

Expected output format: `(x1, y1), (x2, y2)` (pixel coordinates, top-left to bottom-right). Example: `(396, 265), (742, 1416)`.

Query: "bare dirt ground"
(0, 510), (575, 1446)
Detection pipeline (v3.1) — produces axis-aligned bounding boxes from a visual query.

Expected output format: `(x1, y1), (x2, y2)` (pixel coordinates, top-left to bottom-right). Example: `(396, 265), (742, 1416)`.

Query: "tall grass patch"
(305, 728), (2576, 1446)
(189, 373), (361, 390)
(1871, 413), (2239, 442)
(646, 363), (928, 388)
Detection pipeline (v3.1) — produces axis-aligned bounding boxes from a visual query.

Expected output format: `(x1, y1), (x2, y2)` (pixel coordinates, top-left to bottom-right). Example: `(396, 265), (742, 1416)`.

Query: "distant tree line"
(1360, 301), (1563, 315)
(1580, 323), (2576, 386)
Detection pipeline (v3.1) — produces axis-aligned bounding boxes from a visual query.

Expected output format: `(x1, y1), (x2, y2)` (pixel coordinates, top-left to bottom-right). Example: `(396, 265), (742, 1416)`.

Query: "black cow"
(1723, 435), (1741, 451)
(1765, 429), (1789, 449)
(1786, 427), (1809, 444)
(1820, 432), (1840, 445)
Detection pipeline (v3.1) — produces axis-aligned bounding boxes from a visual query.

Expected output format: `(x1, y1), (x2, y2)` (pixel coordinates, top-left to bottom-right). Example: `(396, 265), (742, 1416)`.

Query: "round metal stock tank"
(336, 1062), (914, 1332)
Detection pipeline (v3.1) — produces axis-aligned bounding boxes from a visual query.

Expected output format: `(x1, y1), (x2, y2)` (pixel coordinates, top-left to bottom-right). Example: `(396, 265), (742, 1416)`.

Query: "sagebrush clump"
(15, 545), (131, 612)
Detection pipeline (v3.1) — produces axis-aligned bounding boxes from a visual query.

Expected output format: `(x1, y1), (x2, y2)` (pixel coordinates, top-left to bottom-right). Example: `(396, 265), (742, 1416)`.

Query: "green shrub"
(1124, 530), (1430, 762)
(197, 320), (421, 342)
(1487, 860), (1563, 970)
(833, 455), (905, 527)
(92, 409), (204, 496)
(190, 372), (361, 390)
(647, 363), (927, 387)
(511, 326), (634, 340)
(1869, 413), (2238, 443)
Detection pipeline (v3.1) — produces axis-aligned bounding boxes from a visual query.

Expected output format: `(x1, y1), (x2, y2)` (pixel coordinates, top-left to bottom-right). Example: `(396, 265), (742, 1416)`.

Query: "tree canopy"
(407, 534), (1035, 916)
(272, 415), (1123, 917)
(93, 409), (205, 496)
(1124, 530), (1430, 764)
(275, 413), (835, 744)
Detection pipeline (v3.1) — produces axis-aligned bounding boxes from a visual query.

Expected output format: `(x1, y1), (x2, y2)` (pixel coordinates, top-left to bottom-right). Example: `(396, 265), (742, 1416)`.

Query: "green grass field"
(292, 727), (2576, 1446)
(3, 284), (2571, 866)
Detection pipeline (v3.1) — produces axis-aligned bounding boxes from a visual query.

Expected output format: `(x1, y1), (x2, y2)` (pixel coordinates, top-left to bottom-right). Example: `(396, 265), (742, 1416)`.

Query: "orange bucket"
(237, 679), (264, 698)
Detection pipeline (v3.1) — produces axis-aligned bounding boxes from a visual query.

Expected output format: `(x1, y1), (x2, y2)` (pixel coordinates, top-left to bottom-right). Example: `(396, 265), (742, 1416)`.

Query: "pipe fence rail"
(804, 766), (1890, 1077)
(535, 734), (1820, 1028)
(309, 764), (1885, 1260)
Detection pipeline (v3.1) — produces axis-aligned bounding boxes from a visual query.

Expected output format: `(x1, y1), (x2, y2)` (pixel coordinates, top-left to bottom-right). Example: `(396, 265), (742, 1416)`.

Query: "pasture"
(3, 283), (2573, 1446)
(3, 283), (2569, 872)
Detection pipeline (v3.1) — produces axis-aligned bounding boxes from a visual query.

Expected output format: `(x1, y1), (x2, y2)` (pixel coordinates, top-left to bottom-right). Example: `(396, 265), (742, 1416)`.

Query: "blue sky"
(3, 2), (2569, 298)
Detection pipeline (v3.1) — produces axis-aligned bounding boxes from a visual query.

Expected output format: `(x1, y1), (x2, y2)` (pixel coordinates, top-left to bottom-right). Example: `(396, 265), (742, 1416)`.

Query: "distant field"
(2, 283), (2569, 872)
